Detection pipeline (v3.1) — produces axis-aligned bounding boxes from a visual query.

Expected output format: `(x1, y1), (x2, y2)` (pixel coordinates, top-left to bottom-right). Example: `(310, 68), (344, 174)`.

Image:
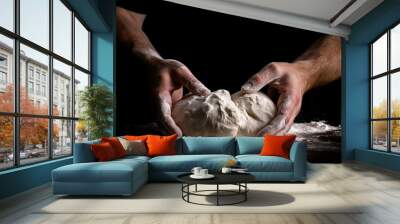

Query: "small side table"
(177, 173), (255, 206)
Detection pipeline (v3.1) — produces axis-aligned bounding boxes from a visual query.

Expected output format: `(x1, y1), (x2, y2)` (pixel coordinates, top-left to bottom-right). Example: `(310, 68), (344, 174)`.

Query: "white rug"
(38, 183), (361, 214)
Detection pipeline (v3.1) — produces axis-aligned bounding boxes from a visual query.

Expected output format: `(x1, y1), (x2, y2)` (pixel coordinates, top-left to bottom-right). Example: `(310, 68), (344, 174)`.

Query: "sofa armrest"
(289, 141), (307, 181)
(73, 140), (100, 163)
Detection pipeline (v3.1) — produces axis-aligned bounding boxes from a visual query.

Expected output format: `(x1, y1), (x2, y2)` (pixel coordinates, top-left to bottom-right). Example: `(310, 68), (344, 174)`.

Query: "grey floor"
(1, 162), (400, 224)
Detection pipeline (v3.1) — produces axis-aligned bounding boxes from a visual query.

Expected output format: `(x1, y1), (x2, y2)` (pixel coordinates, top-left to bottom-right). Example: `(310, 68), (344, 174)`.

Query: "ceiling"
(164, 0), (384, 38)
(227, 0), (353, 22)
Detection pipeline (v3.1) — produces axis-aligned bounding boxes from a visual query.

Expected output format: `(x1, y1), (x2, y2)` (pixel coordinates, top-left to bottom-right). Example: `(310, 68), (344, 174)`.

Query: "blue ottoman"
(52, 156), (148, 196)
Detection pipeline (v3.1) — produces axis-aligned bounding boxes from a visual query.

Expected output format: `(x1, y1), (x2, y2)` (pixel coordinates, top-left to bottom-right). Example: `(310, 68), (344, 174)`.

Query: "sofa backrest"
(73, 139), (100, 163)
(235, 137), (264, 155)
(177, 137), (236, 155)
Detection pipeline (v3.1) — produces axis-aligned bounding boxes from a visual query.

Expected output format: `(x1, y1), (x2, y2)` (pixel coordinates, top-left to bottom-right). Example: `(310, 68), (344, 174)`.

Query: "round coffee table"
(177, 173), (255, 206)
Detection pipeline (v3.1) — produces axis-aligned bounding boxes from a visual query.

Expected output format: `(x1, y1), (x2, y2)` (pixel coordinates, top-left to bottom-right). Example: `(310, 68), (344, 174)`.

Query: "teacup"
(199, 169), (208, 176)
(191, 167), (202, 176)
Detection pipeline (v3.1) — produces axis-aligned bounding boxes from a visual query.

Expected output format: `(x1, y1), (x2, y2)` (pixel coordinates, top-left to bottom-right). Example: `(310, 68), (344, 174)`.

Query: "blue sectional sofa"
(52, 137), (307, 196)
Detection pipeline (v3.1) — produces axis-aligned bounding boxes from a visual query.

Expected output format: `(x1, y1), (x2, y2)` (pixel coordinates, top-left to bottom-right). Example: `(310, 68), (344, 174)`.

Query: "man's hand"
(147, 57), (210, 136)
(117, 7), (210, 136)
(241, 36), (341, 136)
(241, 62), (309, 135)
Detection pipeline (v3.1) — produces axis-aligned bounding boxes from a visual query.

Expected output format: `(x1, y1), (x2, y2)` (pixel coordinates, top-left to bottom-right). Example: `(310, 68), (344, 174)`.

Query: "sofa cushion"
(236, 137), (263, 155)
(114, 155), (150, 164)
(101, 137), (127, 158)
(146, 134), (178, 157)
(178, 137), (236, 155)
(73, 140), (100, 163)
(259, 135), (296, 159)
(236, 155), (293, 172)
(91, 142), (118, 161)
(149, 154), (235, 172)
(118, 138), (147, 156)
(53, 158), (147, 183)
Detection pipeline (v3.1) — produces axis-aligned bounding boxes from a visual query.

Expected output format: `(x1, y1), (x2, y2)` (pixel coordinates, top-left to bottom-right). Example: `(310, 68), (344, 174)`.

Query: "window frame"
(0, 0), (92, 171)
(370, 20), (400, 154)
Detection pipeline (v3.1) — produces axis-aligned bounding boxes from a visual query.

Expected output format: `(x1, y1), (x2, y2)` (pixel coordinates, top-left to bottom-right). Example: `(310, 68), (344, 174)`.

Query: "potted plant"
(79, 84), (113, 140)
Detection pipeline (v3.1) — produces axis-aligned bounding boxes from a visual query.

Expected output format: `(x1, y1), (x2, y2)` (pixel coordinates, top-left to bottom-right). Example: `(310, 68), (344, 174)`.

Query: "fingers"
(257, 114), (286, 136)
(163, 59), (210, 96)
(174, 66), (211, 96)
(157, 91), (183, 137)
(241, 63), (282, 93)
(256, 92), (301, 136)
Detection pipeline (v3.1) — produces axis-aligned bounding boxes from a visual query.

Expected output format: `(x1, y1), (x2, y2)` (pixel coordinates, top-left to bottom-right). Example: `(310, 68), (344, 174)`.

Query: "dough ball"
(232, 91), (276, 136)
(172, 90), (246, 136)
(172, 89), (276, 136)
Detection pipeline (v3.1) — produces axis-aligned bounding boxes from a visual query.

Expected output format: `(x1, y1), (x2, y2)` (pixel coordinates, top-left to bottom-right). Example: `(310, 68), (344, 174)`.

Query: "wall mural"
(116, 0), (342, 163)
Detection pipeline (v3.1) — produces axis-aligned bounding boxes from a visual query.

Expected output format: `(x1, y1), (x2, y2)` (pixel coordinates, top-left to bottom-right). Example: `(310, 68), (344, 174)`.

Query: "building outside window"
(35, 70), (40, 81)
(0, 54), (8, 90)
(35, 83), (40, 95)
(0, 55), (7, 67)
(41, 85), (46, 97)
(28, 81), (34, 94)
(0, 0), (91, 170)
(370, 22), (400, 154)
(41, 73), (46, 83)
(0, 71), (6, 83)
(28, 66), (34, 79)
(54, 89), (58, 102)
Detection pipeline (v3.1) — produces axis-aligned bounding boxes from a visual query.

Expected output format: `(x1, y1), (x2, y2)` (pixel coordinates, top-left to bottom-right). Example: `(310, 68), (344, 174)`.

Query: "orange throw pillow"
(124, 135), (149, 141)
(101, 137), (126, 158)
(91, 142), (118, 161)
(259, 135), (296, 159)
(146, 134), (178, 157)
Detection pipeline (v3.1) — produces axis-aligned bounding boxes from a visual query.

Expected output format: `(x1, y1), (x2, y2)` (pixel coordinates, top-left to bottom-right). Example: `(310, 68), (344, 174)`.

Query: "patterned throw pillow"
(118, 137), (147, 156)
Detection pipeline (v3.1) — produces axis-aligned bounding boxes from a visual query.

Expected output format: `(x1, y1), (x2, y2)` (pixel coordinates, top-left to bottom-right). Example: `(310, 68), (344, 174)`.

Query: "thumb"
(157, 92), (183, 136)
(241, 63), (281, 93)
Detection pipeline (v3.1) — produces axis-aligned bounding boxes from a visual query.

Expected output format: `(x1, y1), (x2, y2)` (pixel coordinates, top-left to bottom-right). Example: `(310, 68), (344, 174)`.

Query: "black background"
(116, 1), (341, 135)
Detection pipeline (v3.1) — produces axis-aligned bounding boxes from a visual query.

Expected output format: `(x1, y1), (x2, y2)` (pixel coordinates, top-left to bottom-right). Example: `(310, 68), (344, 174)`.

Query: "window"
(0, 35), (13, 111)
(28, 67), (34, 80)
(0, 71), (6, 84)
(74, 69), (89, 118)
(20, 0), (49, 49)
(28, 81), (34, 94)
(35, 70), (40, 81)
(0, 116), (13, 169)
(0, 0), (91, 170)
(0, 55), (7, 67)
(53, 59), (72, 117)
(0, 54), (8, 89)
(53, 0), (72, 60)
(42, 85), (46, 97)
(0, 0), (14, 32)
(53, 119), (72, 158)
(371, 23), (400, 154)
(35, 83), (40, 96)
(74, 18), (90, 70)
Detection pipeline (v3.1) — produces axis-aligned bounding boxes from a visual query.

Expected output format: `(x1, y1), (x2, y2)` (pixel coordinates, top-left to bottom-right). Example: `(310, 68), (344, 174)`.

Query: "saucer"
(190, 174), (215, 179)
